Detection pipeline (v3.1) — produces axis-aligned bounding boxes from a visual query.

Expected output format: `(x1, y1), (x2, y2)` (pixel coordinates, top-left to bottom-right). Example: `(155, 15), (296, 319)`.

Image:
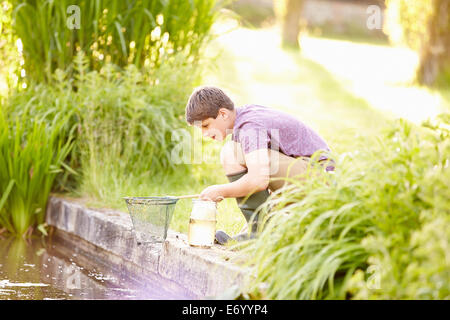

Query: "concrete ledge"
(45, 196), (249, 298)
(49, 227), (196, 299)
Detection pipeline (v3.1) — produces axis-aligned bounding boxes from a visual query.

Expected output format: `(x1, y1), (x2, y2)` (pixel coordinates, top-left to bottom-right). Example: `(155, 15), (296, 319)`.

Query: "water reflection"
(0, 236), (67, 299)
(0, 235), (194, 300)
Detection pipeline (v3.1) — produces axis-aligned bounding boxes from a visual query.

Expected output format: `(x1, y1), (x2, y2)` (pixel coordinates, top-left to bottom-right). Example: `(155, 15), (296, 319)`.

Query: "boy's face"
(196, 108), (234, 142)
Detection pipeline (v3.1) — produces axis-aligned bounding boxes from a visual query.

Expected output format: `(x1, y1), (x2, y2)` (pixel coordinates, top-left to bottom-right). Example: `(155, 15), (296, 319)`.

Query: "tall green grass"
(72, 51), (200, 203)
(0, 105), (74, 236)
(239, 114), (450, 300)
(11, 0), (221, 82)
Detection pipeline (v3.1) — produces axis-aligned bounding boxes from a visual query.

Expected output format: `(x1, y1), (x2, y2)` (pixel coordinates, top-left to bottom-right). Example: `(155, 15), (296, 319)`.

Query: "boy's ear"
(218, 108), (229, 119)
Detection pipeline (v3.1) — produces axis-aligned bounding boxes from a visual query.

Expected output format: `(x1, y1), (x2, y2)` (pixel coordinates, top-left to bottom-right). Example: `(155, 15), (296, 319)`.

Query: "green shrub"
(348, 114), (450, 299)
(241, 114), (450, 300)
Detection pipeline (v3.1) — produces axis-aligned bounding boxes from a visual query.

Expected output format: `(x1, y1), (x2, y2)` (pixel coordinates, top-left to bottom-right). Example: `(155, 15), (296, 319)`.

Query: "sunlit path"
(204, 22), (447, 125)
(301, 36), (446, 124)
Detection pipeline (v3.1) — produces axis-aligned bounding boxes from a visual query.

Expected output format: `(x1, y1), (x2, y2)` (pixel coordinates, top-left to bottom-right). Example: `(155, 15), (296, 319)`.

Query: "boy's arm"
(200, 149), (270, 201)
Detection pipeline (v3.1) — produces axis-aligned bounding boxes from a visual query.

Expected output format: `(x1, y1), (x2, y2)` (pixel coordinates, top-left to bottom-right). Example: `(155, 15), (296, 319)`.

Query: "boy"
(185, 86), (333, 244)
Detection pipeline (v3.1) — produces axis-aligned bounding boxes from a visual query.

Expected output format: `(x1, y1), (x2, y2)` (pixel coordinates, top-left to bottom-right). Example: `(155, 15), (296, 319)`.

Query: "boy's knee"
(220, 141), (246, 175)
(219, 141), (234, 165)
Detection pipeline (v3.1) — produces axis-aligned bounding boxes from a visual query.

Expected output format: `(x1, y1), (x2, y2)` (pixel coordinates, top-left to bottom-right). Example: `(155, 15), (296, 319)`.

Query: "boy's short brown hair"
(185, 86), (234, 124)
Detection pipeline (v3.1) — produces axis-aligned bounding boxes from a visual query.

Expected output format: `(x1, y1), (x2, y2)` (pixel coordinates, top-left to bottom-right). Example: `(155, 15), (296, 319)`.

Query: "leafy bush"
(11, 0), (221, 82)
(242, 114), (450, 299)
(348, 115), (450, 299)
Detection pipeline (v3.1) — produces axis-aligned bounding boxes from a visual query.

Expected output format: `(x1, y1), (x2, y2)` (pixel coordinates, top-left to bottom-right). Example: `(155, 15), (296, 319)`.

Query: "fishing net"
(123, 196), (178, 244)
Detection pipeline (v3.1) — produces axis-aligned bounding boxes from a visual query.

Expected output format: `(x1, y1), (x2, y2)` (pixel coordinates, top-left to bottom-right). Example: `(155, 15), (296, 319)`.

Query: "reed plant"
(239, 114), (450, 300)
(0, 106), (74, 236)
(11, 0), (221, 82)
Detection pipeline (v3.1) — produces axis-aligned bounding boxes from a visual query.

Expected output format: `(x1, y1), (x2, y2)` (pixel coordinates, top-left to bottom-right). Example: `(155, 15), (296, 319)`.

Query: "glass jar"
(188, 199), (217, 248)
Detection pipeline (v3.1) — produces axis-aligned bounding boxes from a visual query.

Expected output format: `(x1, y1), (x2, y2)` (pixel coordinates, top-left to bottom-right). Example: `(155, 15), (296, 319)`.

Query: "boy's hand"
(199, 185), (225, 202)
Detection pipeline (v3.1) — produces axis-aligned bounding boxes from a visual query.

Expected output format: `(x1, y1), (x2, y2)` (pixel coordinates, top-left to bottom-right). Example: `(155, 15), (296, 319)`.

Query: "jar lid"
(192, 199), (217, 205)
(190, 199), (217, 220)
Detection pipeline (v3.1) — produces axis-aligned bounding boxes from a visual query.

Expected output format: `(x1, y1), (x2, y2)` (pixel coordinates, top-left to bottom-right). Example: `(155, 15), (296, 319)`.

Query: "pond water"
(0, 234), (195, 300)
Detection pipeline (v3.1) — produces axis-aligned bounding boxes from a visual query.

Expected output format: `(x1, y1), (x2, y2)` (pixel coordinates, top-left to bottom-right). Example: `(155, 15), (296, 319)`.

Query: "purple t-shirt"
(232, 104), (331, 160)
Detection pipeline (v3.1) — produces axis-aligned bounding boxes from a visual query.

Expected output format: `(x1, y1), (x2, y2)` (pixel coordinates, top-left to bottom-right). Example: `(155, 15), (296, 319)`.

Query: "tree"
(385, 0), (450, 85)
(274, 0), (305, 49)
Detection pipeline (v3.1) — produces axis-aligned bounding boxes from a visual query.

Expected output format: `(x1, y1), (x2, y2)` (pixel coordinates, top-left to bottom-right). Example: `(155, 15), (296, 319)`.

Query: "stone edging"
(45, 196), (249, 298)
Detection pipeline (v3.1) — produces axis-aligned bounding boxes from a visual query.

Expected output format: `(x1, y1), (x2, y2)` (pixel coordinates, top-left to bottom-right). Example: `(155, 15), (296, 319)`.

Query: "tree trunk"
(417, 0), (450, 85)
(281, 0), (304, 49)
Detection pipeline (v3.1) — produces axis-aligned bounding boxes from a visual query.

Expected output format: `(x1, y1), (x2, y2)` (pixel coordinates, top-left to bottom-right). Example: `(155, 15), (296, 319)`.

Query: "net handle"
(175, 194), (200, 199)
(177, 194), (224, 201)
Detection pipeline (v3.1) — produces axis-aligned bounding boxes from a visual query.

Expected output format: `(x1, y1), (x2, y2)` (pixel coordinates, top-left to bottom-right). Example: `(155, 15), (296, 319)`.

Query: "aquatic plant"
(0, 106), (74, 236)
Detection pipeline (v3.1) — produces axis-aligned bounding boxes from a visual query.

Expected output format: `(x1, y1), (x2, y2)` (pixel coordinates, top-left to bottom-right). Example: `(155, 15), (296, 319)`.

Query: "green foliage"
(0, 1), (21, 98)
(241, 114), (450, 299)
(385, 0), (434, 52)
(4, 49), (202, 200)
(0, 0), (222, 236)
(0, 104), (74, 236)
(349, 114), (450, 299)
(73, 52), (201, 203)
(10, 0), (221, 82)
